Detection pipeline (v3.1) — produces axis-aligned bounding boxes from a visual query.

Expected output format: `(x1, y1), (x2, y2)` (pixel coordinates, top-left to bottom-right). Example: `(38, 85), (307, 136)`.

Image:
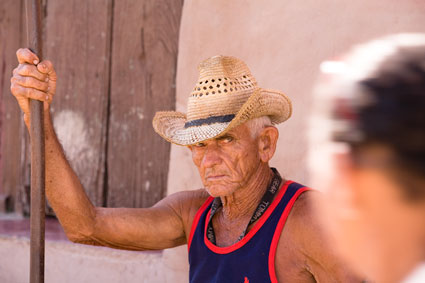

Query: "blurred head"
(309, 33), (425, 282)
(189, 116), (278, 197)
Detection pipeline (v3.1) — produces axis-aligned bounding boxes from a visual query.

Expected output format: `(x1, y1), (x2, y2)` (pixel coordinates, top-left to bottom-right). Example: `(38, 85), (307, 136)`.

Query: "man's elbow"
(65, 230), (87, 243)
(63, 224), (97, 245)
(65, 231), (103, 246)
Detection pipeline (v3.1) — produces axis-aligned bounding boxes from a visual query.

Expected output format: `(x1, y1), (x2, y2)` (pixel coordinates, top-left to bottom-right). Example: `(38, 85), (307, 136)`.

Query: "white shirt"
(402, 263), (425, 283)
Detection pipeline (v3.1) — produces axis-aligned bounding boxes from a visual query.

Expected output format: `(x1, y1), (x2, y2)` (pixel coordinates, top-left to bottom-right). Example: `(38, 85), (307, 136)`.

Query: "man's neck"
(219, 164), (274, 221)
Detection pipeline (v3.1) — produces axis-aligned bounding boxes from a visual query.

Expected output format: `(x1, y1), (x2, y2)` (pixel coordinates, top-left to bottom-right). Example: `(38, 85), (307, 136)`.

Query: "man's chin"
(204, 184), (237, 198)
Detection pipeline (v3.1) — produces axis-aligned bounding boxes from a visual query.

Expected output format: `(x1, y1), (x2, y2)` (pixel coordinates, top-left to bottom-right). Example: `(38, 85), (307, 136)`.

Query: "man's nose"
(201, 145), (222, 168)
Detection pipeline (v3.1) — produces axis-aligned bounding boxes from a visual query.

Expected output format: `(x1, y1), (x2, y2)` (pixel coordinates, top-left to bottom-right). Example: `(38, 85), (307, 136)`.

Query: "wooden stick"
(25, 0), (45, 282)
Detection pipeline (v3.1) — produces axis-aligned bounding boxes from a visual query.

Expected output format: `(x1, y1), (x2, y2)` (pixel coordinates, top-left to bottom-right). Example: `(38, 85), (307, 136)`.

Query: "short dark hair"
(324, 34), (425, 199)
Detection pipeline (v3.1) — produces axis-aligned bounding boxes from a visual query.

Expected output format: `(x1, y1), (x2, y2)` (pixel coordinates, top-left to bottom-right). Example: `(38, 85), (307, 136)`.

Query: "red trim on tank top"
(203, 180), (294, 254)
(188, 196), (214, 251)
(268, 187), (311, 283)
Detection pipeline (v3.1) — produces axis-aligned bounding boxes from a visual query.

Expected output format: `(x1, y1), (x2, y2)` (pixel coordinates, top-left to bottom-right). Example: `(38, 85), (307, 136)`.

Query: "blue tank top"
(188, 180), (310, 283)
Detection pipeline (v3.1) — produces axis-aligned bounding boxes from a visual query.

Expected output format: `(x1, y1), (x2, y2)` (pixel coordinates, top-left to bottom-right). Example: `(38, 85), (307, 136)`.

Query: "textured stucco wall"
(0, 235), (189, 283)
(0, 237), (164, 283)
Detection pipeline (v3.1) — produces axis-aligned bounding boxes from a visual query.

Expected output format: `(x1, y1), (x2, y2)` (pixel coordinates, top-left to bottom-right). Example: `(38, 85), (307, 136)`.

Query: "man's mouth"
(205, 175), (226, 181)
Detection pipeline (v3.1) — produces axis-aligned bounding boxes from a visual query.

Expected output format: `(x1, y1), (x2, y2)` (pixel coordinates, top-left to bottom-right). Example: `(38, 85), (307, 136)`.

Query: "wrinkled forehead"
(209, 122), (253, 142)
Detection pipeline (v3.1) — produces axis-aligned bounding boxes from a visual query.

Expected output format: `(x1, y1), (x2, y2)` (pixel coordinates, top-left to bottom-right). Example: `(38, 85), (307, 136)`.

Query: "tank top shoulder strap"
(188, 196), (214, 251)
(269, 181), (312, 283)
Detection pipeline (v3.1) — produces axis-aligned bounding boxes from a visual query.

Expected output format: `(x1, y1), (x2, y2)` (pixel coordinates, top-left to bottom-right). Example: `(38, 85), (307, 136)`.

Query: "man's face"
(309, 143), (421, 281)
(308, 89), (417, 280)
(189, 123), (262, 197)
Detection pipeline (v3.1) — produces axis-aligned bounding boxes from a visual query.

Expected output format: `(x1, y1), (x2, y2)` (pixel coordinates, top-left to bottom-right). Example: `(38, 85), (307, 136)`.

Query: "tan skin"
(313, 146), (425, 282)
(10, 48), (361, 282)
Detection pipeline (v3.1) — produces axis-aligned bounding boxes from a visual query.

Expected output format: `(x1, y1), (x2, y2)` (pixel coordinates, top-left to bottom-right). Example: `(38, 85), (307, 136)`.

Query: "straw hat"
(153, 55), (292, 146)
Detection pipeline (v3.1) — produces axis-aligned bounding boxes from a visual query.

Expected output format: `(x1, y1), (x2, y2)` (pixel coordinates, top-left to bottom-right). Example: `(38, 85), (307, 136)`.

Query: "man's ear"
(258, 126), (279, 162)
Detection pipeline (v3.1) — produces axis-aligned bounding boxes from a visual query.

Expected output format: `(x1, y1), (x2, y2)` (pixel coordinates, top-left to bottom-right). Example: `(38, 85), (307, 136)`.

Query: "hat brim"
(152, 88), (292, 146)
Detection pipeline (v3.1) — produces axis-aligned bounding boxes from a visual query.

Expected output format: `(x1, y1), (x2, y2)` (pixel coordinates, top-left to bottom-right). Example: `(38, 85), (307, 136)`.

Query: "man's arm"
(10, 48), (204, 251)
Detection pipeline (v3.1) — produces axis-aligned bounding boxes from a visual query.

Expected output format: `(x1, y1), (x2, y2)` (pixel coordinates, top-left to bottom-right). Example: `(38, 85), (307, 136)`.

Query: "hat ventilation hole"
(154, 56), (292, 145)
(190, 74), (256, 99)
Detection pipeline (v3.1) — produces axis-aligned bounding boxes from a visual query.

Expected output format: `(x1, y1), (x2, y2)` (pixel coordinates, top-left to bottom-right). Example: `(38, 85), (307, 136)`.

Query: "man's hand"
(10, 48), (57, 126)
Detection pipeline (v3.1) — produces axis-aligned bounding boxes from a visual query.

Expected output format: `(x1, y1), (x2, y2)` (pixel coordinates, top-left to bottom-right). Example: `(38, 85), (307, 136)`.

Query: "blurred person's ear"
(337, 148), (403, 221)
(332, 151), (362, 220)
(334, 145), (406, 218)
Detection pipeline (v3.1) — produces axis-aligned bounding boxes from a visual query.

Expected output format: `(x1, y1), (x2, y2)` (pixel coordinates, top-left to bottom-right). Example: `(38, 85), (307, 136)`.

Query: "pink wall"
(168, 0), (425, 194)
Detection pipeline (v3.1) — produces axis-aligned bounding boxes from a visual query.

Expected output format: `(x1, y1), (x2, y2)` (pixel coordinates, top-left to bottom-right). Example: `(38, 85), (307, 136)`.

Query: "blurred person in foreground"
(10, 51), (361, 282)
(309, 33), (425, 283)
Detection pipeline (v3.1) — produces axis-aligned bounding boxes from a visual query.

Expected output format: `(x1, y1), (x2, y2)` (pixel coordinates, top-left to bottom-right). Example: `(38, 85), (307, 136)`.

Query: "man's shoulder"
(285, 189), (321, 233)
(168, 188), (210, 209)
(164, 189), (210, 231)
(287, 188), (317, 221)
(274, 187), (323, 252)
(277, 186), (362, 281)
(273, 189), (325, 281)
(281, 188), (331, 256)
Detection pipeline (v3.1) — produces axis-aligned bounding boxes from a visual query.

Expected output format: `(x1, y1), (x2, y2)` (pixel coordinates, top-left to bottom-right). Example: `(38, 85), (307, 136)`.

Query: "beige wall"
(0, 237), (165, 283)
(165, 0), (425, 281)
(169, 0), (425, 194)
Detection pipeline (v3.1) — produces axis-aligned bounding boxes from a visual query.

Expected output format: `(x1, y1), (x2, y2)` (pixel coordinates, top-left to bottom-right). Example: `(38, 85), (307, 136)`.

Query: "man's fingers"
(16, 48), (40, 65)
(37, 60), (57, 81)
(16, 64), (47, 81)
(11, 84), (49, 102)
(13, 49), (56, 114)
(13, 74), (49, 92)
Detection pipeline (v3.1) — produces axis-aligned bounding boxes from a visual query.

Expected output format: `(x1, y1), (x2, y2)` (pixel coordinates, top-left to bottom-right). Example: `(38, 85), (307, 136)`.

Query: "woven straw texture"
(153, 55), (292, 146)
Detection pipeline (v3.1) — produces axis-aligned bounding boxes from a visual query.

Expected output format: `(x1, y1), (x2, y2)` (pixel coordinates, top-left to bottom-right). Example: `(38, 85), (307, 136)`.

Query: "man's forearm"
(43, 109), (97, 242)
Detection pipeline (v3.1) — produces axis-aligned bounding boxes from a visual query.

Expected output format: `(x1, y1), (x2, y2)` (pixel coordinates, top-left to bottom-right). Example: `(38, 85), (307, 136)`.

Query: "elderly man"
(10, 50), (360, 282)
(309, 34), (425, 283)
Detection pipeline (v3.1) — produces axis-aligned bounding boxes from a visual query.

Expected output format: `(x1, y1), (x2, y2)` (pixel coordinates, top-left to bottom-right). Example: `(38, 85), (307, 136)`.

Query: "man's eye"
(195, 142), (206, 147)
